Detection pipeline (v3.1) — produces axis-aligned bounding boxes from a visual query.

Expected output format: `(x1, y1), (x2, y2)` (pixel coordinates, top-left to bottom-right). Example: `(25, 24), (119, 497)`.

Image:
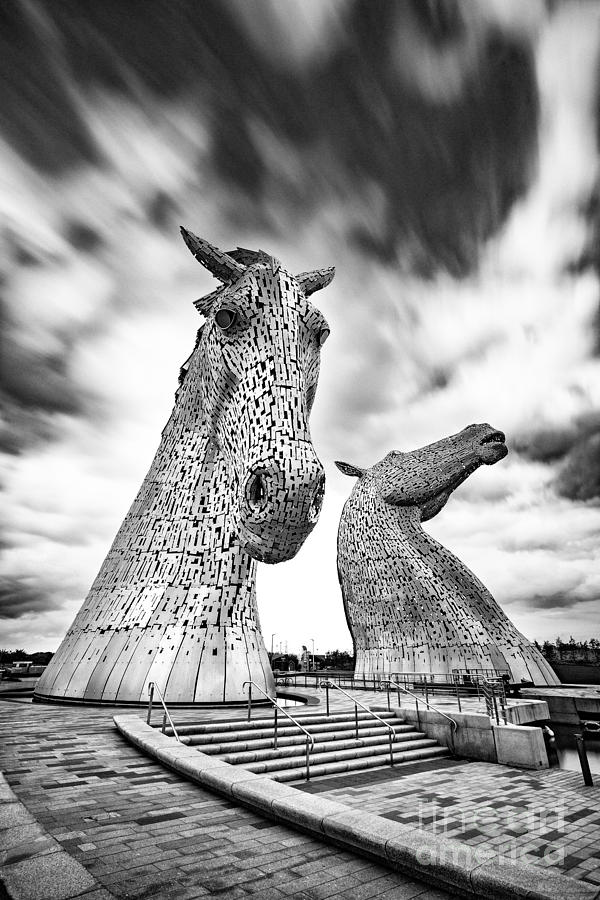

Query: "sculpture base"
(32, 691), (272, 708)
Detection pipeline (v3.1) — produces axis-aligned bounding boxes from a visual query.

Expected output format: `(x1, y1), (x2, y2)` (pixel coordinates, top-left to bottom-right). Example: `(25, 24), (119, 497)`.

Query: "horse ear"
(335, 461), (366, 478)
(295, 267), (335, 297)
(180, 227), (245, 283)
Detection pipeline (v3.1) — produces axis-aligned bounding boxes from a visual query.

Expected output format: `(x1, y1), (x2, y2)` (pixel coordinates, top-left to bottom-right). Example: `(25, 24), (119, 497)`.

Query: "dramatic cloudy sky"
(1, 0), (599, 656)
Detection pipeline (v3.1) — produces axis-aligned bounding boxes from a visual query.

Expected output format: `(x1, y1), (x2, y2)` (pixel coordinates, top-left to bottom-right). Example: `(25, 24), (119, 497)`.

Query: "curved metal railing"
(243, 680), (315, 781)
(146, 682), (181, 742)
(479, 677), (508, 725)
(380, 679), (458, 755)
(319, 679), (398, 767)
(380, 679), (458, 732)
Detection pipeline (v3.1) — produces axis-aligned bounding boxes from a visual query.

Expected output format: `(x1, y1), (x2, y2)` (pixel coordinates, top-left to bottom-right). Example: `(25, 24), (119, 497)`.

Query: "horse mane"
(226, 247), (275, 267)
(178, 325), (204, 386)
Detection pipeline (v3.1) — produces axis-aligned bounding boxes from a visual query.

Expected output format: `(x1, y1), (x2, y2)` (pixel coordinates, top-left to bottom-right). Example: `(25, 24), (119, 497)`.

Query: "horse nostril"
(308, 475), (325, 524)
(247, 472), (267, 510)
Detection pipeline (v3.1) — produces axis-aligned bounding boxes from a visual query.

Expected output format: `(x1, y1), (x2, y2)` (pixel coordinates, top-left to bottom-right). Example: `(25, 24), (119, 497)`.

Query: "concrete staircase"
(167, 711), (449, 782)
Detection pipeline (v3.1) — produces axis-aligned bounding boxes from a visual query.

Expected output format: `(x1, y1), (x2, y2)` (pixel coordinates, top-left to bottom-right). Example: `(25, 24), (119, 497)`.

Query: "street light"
(270, 633), (276, 660)
(310, 638), (315, 671)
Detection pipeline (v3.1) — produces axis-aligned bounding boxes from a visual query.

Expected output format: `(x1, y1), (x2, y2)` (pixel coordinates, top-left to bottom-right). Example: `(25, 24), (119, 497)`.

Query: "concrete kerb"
(0, 773), (116, 900)
(114, 713), (600, 900)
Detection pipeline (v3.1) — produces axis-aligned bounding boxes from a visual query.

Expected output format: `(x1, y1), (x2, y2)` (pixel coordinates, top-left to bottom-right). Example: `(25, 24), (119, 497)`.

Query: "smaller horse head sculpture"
(336, 423), (507, 520)
(333, 424), (558, 684)
(181, 228), (334, 564)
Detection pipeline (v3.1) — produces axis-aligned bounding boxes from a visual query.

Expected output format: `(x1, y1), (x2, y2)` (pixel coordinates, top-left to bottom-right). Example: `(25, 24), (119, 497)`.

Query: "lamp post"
(270, 633), (276, 660)
(310, 638), (315, 671)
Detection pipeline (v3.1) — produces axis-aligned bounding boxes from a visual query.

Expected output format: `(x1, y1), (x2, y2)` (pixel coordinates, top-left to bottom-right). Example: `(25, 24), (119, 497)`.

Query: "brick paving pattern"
(297, 757), (600, 886)
(0, 700), (450, 900)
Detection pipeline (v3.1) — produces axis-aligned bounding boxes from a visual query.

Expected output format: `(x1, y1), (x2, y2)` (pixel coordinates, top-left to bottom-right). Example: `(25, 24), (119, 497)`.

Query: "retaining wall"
(395, 706), (550, 769)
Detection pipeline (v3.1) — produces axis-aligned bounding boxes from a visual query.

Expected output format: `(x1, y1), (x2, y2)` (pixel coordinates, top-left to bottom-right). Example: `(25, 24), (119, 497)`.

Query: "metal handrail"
(274, 670), (502, 699)
(243, 680), (315, 781)
(319, 680), (397, 767)
(480, 677), (507, 725)
(147, 682), (181, 742)
(380, 679), (458, 735)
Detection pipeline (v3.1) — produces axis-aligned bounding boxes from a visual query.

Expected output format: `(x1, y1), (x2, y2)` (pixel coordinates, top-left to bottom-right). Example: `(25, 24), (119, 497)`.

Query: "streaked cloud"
(0, 1), (598, 651)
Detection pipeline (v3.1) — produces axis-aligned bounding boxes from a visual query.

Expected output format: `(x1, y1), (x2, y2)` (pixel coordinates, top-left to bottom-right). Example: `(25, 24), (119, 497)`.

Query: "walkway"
(285, 688), (600, 886)
(0, 700), (449, 900)
(297, 754), (600, 886)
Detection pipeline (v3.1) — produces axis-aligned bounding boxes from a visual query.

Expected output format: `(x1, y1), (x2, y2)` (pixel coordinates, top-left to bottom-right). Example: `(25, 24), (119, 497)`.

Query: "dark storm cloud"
(0, 300), (91, 455)
(570, 52), (600, 355)
(0, 401), (58, 457)
(513, 413), (600, 503)
(0, 3), (99, 173)
(0, 0), (542, 463)
(526, 591), (586, 611)
(63, 221), (104, 254)
(0, 576), (49, 619)
(0, 0), (539, 277)
(556, 432), (600, 501)
(316, 4), (539, 274)
(513, 426), (578, 463)
(2, 333), (83, 416)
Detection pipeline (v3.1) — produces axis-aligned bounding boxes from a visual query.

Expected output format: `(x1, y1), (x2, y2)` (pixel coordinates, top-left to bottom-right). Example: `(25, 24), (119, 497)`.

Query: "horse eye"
(215, 308), (237, 331)
(317, 327), (330, 347)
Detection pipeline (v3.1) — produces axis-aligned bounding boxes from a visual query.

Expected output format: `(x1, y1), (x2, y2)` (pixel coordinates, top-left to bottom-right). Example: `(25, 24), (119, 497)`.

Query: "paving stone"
(0, 829), (60, 867)
(0, 801), (36, 829)
(472, 858), (600, 900)
(1, 849), (97, 900)
(10, 699), (598, 900)
(294, 750), (600, 885)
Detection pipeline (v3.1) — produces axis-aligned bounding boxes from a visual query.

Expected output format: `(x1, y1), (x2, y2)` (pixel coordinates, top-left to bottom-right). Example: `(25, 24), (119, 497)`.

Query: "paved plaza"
(1, 691), (599, 898)
(0, 699), (450, 900)
(298, 758), (600, 885)
(296, 688), (600, 886)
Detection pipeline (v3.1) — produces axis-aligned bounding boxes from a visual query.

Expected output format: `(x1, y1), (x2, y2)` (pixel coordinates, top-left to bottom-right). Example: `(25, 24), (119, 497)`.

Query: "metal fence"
(275, 669), (508, 718)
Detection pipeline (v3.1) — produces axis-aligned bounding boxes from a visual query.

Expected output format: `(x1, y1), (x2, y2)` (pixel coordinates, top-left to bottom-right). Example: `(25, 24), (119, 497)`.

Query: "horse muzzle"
(237, 456), (326, 563)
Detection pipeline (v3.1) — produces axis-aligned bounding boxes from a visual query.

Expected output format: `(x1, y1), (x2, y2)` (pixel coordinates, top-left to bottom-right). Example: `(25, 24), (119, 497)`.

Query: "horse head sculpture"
(180, 228), (333, 563)
(34, 229), (335, 705)
(336, 424), (559, 685)
(337, 423), (507, 522)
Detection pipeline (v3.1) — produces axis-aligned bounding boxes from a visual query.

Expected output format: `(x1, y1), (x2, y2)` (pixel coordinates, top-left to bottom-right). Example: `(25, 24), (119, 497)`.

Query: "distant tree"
(30, 651), (53, 665)
(271, 653), (299, 671)
(541, 636), (600, 664)
(541, 640), (555, 660)
(0, 649), (26, 664)
(0, 649), (54, 665)
(322, 650), (354, 670)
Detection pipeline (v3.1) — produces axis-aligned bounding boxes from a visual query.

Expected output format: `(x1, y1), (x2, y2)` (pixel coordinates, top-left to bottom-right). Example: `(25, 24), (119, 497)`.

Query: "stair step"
(271, 745), (450, 782)
(198, 729), (429, 760)
(185, 722), (413, 751)
(182, 718), (402, 745)
(164, 711), (385, 737)
(240, 738), (440, 772)
(161, 706), (449, 783)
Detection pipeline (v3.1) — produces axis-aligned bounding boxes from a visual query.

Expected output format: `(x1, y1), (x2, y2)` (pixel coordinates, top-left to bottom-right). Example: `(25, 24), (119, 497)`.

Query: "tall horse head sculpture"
(336, 424), (560, 685)
(179, 229), (331, 564)
(35, 230), (334, 705)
